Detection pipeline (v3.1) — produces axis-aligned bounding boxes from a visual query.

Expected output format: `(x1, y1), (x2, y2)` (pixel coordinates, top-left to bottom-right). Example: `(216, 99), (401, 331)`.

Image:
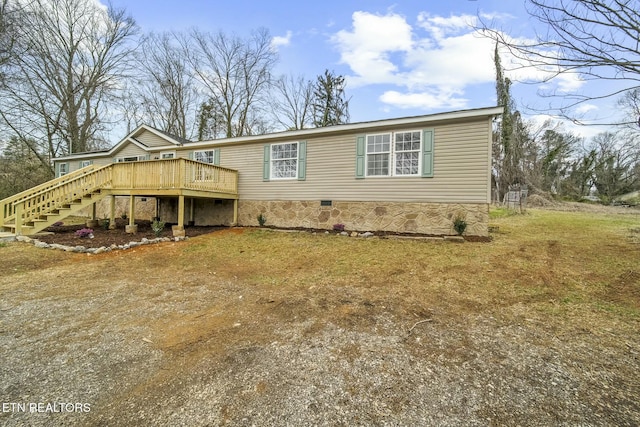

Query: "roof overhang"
(54, 106), (503, 160)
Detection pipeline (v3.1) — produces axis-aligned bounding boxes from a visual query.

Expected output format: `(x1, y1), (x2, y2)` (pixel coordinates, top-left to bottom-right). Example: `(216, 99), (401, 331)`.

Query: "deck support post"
(14, 202), (23, 236)
(189, 198), (195, 226)
(172, 195), (186, 237)
(109, 195), (116, 229)
(86, 203), (98, 228)
(232, 199), (238, 226)
(125, 195), (137, 234)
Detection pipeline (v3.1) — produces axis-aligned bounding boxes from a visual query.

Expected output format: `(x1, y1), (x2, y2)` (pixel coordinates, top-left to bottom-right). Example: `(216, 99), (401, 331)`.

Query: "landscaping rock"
(360, 232), (375, 238)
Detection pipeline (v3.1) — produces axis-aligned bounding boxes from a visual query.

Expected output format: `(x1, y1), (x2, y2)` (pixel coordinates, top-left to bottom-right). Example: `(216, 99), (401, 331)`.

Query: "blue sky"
(106, 0), (617, 139)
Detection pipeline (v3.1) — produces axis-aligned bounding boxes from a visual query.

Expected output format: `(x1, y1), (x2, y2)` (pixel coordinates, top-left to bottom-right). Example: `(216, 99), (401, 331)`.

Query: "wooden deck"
(0, 159), (239, 236)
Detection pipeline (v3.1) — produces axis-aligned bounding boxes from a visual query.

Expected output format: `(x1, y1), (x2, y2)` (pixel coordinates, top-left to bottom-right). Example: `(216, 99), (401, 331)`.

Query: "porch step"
(0, 231), (16, 242)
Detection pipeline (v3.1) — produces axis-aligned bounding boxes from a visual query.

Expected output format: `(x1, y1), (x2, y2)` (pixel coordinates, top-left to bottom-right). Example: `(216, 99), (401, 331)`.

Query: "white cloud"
(331, 11), (413, 86)
(380, 89), (468, 110)
(332, 11), (496, 110)
(271, 31), (292, 50)
(332, 10), (590, 113)
(575, 104), (598, 115)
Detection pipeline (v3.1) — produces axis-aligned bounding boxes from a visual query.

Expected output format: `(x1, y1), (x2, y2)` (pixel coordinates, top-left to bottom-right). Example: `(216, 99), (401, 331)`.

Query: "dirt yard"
(1, 206), (639, 426)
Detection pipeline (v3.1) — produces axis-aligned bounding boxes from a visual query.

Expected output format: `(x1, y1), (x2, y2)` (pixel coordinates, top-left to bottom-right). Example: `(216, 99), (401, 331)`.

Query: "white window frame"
(270, 142), (298, 180)
(58, 163), (68, 176)
(393, 130), (422, 176)
(159, 151), (176, 159)
(365, 130), (422, 177)
(193, 150), (215, 164)
(115, 155), (146, 163)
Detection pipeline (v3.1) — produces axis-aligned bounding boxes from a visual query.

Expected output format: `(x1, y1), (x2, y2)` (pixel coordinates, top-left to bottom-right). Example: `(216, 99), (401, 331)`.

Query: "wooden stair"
(0, 164), (113, 236)
(2, 190), (107, 235)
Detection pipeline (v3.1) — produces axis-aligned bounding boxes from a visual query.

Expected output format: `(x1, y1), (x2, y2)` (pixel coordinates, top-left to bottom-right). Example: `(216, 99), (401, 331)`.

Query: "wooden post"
(14, 201), (23, 235)
(189, 198), (195, 226)
(86, 202), (98, 228)
(109, 195), (116, 229)
(177, 195), (185, 228)
(125, 195), (137, 233)
(232, 199), (238, 226)
(172, 195), (186, 237)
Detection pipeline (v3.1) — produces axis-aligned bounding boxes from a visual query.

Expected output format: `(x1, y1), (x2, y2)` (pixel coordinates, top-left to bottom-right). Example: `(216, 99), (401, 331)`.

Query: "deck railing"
(0, 164), (100, 229)
(1, 158), (238, 233)
(107, 159), (238, 194)
(10, 164), (114, 233)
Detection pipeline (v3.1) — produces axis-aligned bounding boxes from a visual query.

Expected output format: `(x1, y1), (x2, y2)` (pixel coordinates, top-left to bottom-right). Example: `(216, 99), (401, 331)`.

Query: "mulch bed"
(35, 219), (491, 248)
(36, 219), (223, 248)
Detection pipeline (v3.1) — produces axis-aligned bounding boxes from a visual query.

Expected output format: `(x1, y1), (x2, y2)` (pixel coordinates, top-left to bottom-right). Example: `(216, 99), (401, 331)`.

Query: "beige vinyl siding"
(136, 130), (174, 147)
(112, 144), (147, 159)
(216, 117), (491, 203)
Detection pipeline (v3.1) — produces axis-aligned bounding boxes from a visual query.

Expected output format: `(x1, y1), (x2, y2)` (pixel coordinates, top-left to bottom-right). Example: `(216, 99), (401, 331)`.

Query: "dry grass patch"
(0, 206), (639, 425)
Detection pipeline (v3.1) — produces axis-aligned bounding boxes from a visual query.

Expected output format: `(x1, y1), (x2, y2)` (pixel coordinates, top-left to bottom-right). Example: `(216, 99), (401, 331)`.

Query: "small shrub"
(453, 217), (467, 236)
(101, 218), (110, 230)
(121, 213), (128, 220)
(257, 213), (267, 227)
(75, 228), (94, 238)
(333, 223), (345, 232)
(151, 219), (165, 237)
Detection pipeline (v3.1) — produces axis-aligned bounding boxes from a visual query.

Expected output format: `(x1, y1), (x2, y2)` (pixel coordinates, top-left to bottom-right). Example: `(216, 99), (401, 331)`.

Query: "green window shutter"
(263, 144), (271, 181)
(422, 129), (434, 177)
(188, 151), (194, 160)
(55, 162), (60, 178)
(144, 154), (151, 160)
(297, 141), (306, 180)
(355, 134), (366, 179)
(214, 149), (220, 166)
(79, 161), (83, 169)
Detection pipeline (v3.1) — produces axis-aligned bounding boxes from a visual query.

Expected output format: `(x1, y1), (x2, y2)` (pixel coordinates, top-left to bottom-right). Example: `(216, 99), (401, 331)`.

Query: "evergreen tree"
(312, 70), (350, 127)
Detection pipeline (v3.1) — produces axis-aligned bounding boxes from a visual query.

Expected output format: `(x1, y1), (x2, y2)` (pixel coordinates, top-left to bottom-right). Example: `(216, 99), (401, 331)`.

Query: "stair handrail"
(6, 164), (113, 231)
(15, 164), (112, 205)
(0, 165), (101, 228)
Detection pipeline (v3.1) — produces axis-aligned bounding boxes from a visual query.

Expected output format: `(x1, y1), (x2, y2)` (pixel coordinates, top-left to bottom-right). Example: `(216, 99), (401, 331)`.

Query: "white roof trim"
(137, 125), (184, 147)
(54, 106), (502, 161)
(185, 106), (503, 149)
(55, 125), (182, 160)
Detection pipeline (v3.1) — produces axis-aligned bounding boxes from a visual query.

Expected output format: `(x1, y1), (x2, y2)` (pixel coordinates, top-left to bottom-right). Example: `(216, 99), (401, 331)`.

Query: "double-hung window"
(365, 130), (423, 177)
(193, 150), (215, 164)
(191, 149), (218, 181)
(271, 142), (298, 179)
(58, 163), (68, 177)
(263, 141), (307, 181)
(393, 131), (421, 175)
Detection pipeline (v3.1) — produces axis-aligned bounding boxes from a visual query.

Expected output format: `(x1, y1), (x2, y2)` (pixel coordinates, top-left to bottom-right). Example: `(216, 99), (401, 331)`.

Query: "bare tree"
(271, 74), (314, 130)
(591, 131), (639, 201)
(134, 32), (199, 139)
(188, 28), (277, 138)
(480, 0), (640, 125)
(0, 0), (18, 80)
(0, 0), (137, 171)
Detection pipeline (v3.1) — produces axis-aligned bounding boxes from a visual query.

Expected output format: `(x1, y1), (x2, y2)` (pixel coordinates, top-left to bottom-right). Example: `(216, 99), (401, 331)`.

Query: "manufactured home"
(0, 106), (502, 237)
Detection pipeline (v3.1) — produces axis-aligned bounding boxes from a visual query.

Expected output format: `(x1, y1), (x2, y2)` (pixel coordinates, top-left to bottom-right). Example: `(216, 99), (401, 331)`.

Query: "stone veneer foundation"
(237, 200), (489, 237)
